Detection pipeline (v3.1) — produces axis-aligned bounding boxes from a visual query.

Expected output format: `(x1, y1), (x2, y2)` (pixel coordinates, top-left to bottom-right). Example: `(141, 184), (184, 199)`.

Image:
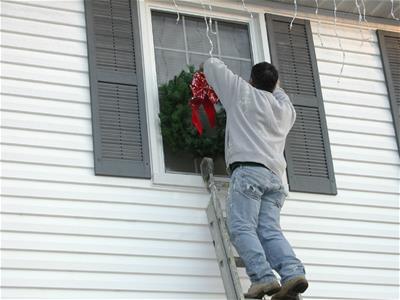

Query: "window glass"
(154, 49), (187, 85)
(218, 21), (251, 58)
(152, 11), (185, 50)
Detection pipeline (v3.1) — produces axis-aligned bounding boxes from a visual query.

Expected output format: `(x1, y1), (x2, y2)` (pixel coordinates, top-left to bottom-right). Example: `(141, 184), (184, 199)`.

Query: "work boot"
(271, 276), (308, 300)
(244, 280), (281, 299)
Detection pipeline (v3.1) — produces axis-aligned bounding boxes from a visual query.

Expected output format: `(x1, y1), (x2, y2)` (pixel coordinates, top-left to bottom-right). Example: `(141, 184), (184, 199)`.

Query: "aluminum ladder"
(200, 157), (302, 300)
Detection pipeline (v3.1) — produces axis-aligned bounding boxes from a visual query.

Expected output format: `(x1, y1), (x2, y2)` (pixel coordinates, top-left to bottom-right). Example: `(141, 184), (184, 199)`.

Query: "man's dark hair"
(250, 62), (279, 93)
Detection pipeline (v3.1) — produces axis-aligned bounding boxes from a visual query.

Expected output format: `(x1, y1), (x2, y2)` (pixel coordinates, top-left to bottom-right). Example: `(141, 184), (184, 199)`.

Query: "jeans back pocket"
(233, 171), (263, 201)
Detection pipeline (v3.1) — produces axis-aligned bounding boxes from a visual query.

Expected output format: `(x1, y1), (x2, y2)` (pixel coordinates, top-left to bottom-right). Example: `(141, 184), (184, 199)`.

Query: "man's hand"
(199, 62), (204, 72)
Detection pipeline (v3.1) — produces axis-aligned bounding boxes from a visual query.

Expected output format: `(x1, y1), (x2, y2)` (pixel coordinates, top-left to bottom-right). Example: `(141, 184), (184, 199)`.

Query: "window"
(151, 11), (253, 175)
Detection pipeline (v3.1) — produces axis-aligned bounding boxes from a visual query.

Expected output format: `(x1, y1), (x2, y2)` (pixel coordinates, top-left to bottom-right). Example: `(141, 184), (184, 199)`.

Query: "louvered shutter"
(84, 0), (150, 178)
(265, 14), (336, 195)
(377, 30), (400, 155)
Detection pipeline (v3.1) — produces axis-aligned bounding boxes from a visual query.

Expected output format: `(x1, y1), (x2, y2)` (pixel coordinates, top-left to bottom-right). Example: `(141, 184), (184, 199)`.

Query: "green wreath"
(158, 66), (226, 158)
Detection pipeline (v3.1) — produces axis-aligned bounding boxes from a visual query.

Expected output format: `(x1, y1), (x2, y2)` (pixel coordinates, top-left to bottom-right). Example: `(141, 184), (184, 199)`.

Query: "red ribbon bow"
(189, 71), (219, 135)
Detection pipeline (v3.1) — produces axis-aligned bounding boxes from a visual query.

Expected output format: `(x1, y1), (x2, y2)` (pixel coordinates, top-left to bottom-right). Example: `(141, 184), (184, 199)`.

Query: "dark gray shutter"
(84, 0), (150, 178)
(377, 30), (400, 155)
(265, 14), (337, 195)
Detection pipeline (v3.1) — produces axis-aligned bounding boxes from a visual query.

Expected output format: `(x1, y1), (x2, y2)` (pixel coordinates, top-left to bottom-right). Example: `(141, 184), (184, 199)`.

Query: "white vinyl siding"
(1, 1), (399, 299)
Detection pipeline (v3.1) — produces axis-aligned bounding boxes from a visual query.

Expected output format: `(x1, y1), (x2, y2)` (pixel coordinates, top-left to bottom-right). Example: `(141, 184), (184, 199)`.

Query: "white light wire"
(360, 0), (367, 22)
(355, 0), (366, 46)
(355, 0), (362, 22)
(333, 0), (345, 83)
(200, 0), (214, 57)
(315, 0), (324, 47)
(208, 0), (217, 34)
(289, 0), (298, 30)
(241, 0), (253, 19)
(172, 0), (180, 23)
(390, 0), (400, 21)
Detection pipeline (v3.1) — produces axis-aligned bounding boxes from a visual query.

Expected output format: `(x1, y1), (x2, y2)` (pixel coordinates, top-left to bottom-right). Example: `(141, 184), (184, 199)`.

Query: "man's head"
(249, 62), (279, 93)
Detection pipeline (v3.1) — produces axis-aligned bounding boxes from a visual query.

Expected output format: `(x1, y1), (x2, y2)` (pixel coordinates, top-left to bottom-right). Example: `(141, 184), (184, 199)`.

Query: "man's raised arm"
(203, 58), (242, 111)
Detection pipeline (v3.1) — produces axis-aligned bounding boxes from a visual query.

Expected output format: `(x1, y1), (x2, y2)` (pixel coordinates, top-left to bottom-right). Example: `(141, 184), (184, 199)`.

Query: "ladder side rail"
(207, 197), (243, 300)
(210, 185), (245, 299)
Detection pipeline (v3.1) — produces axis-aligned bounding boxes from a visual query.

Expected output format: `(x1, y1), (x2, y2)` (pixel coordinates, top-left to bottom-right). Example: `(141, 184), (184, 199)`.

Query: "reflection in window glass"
(152, 11), (253, 175)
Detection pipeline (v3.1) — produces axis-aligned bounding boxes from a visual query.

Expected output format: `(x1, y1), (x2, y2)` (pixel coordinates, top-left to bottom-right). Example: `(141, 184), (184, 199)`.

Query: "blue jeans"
(226, 165), (305, 284)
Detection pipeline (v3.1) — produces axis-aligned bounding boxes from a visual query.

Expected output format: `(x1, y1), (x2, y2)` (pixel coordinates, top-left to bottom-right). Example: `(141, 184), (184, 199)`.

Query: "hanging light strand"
(200, 0), (214, 57)
(241, 0), (253, 19)
(204, 17), (214, 57)
(208, 0), (217, 34)
(333, 0), (338, 25)
(314, 0), (324, 47)
(355, 0), (362, 22)
(355, 0), (366, 46)
(333, 0), (345, 83)
(289, 0), (298, 30)
(390, 0), (400, 21)
(172, 0), (180, 24)
(360, 0), (367, 22)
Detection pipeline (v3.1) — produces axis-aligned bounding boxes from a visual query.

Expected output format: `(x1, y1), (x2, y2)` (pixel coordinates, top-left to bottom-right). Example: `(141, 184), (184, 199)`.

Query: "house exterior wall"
(1, 1), (399, 299)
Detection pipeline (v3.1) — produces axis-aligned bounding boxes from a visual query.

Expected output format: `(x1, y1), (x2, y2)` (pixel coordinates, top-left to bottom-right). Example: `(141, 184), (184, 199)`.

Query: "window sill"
(152, 171), (230, 190)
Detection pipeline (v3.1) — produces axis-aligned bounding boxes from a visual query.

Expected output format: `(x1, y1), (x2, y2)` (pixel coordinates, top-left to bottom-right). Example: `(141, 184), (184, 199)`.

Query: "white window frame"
(138, 0), (287, 189)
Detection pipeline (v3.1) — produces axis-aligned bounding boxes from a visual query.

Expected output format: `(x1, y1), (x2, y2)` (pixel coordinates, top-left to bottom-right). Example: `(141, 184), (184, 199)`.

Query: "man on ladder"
(201, 58), (309, 299)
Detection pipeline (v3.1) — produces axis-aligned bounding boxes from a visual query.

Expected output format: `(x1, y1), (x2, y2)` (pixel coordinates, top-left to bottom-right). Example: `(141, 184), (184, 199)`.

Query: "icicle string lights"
(241, 0), (253, 19)
(208, 1), (217, 35)
(200, 0), (214, 57)
(289, 0), (298, 30)
(390, 0), (400, 21)
(355, 0), (362, 22)
(360, 0), (367, 22)
(204, 16), (214, 57)
(172, 0), (180, 24)
(314, 0), (324, 47)
(333, 0), (338, 27)
(333, 0), (345, 83)
(355, 0), (366, 46)
(209, 18), (217, 35)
